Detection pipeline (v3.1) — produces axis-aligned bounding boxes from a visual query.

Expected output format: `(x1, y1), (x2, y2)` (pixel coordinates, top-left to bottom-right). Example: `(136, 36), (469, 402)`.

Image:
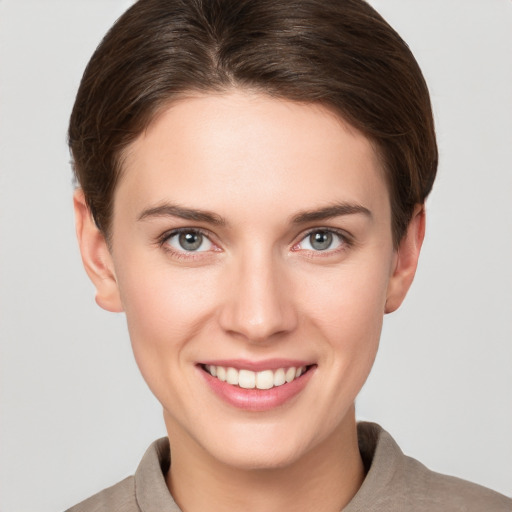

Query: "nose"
(218, 250), (298, 343)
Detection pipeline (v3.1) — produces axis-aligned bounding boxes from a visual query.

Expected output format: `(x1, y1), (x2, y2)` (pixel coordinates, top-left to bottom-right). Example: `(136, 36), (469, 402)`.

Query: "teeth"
(217, 366), (226, 382)
(257, 370), (274, 390)
(205, 364), (307, 389)
(285, 367), (296, 383)
(273, 368), (286, 387)
(239, 369), (256, 389)
(226, 367), (238, 385)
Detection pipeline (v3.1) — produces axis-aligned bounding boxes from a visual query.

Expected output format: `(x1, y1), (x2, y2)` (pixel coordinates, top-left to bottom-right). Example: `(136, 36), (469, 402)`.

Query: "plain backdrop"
(0, 1), (511, 510)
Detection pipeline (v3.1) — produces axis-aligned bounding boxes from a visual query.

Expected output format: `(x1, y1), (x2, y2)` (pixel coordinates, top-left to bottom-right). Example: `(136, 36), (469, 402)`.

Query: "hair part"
(69, 0), (437, 247)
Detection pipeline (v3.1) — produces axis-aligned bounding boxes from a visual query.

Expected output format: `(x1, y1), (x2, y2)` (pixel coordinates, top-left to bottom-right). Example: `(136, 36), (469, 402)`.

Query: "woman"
(66, 0), (510, 510)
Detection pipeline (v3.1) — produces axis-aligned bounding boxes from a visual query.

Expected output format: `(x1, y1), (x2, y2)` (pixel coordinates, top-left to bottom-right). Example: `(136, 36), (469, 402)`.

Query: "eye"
(164, 229), (214, 252)
(296, 229), (346, 252)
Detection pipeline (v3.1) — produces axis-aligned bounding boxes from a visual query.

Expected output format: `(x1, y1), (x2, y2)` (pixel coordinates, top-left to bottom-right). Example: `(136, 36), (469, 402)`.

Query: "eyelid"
(292, 227), (353, 252)
(157, 227), (220, 255)
(155, 226), (353, 258)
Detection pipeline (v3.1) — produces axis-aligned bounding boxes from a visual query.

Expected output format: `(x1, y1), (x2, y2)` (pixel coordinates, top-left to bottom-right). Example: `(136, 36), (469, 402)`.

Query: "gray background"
(1, 1), (511, 510)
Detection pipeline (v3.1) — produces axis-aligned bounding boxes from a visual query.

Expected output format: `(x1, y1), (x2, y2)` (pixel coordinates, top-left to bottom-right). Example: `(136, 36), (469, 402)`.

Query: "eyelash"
(156, 227), (353, 260)
(292, 227), (353, 256)
(157, 227), (218, 260)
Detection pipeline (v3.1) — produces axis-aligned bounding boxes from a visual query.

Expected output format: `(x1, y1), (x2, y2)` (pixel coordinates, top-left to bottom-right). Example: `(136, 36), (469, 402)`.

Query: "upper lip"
(198, 359), (314, 372)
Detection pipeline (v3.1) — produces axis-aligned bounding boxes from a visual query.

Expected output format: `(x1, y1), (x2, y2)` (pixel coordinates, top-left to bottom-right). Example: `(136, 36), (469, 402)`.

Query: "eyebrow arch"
(138, 203), (226, 226)
(291, 202), (372, 224)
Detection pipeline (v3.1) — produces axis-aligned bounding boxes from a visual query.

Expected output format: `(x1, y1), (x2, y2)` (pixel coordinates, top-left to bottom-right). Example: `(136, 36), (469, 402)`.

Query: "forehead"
(115, 91), (390, 226)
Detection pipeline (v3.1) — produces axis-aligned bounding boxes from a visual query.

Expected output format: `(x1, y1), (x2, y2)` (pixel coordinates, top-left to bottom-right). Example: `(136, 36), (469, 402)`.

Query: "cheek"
(301, 257), (390, 378)
(114, 259), (220, 385)
(305, 257), (389, 333)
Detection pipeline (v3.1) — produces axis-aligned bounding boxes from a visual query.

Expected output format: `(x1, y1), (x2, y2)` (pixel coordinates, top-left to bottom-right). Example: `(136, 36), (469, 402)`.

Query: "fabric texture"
(66, 423), (511, 512)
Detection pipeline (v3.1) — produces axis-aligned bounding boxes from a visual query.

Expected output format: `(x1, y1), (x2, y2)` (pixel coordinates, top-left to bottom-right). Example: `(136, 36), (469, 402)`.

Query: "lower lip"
(199, 366), (315, 412)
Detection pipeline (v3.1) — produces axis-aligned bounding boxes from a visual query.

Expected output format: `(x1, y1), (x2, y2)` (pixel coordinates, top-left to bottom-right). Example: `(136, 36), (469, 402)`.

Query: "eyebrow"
(137, 201), (371, 226)
(291, 202), (372, 224)
(138, 203), (226, 226)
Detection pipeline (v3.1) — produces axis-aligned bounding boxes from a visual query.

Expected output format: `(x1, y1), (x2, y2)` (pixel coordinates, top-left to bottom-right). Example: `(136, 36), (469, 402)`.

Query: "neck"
(165, 407), (364, 512)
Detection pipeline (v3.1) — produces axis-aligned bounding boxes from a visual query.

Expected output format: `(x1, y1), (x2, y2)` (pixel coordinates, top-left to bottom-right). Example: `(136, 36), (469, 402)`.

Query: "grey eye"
(308, 231), (333, 251)
(179, 232), (203, 251)
(166, 230), (213, 252)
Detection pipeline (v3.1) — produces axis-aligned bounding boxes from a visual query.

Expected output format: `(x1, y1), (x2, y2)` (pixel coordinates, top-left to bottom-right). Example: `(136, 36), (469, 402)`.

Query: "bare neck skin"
(165, 405), (364, 512)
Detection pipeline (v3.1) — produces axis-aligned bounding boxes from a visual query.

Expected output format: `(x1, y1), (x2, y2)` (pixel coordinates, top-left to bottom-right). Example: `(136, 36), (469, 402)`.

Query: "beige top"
(66, 423), (511, 512)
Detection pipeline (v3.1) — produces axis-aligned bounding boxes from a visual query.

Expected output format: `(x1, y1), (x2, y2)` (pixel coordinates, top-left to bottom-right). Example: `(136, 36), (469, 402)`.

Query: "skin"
(75, 91), (425, 511)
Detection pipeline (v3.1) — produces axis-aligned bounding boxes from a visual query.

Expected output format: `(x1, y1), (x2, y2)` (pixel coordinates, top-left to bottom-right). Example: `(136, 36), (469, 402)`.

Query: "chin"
(211, 439), (308, 471)
(193, 418), (326, 472)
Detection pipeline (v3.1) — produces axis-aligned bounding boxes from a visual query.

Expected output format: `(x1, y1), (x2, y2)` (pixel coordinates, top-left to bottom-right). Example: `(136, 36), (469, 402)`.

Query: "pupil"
(179, 232), (202, 251)
(310, 231), (332, 251)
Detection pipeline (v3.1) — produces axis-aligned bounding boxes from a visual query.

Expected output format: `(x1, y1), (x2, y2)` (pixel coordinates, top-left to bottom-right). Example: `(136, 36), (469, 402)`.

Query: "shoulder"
(399, 453), (511, 511)
(65, 476), (137, 512)
(65, 437), (177, 512)
(346, 422), (512, 512)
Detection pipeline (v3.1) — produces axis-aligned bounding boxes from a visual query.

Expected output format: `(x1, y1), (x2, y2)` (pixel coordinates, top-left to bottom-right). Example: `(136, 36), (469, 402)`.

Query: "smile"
(199, 360), (316, 411)
(203, 364), (308, 390)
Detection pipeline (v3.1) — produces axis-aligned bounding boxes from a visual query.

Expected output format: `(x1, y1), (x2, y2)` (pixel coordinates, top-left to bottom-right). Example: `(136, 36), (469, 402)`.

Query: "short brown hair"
(69, 0), (437, 246)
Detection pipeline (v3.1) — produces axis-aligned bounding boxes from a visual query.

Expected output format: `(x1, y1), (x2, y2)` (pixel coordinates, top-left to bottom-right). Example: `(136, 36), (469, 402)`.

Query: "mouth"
(201, 364), (311, 390)
(198, 361), (316, 411)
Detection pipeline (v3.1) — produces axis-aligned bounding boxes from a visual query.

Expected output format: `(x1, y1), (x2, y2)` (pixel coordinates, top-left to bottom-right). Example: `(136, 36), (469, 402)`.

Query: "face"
(77, 91), (422, 470)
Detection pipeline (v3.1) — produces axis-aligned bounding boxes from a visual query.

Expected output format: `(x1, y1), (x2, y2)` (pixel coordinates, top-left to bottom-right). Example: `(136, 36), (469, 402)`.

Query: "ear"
(385, 204), (426, 314)
(73, 189), (124, 313)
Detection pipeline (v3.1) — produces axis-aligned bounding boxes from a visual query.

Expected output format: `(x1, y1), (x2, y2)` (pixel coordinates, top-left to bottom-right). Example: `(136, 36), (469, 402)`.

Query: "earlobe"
(385, 205), (426, 314)
(73, 189), (124, 313)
